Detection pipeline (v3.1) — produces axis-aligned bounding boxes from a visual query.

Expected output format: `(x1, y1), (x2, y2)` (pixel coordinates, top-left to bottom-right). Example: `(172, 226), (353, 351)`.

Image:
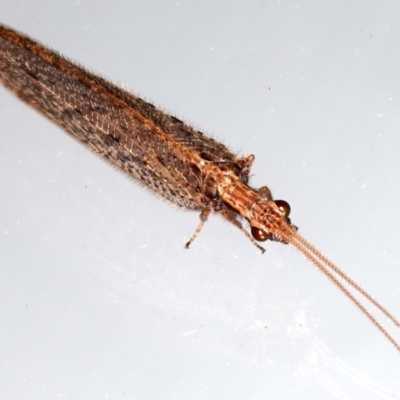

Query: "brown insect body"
(0, 24), (293, 249)
(1, 24), (399, 352)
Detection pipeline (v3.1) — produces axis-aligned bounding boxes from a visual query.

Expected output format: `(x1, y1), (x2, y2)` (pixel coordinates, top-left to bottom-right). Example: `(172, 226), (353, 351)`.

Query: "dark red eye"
(275, 200), (291, 218)
(251, 226), (270, 241)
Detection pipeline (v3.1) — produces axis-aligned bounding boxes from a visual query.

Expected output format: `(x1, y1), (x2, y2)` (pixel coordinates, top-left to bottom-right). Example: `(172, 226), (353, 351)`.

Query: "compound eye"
(274, 200), (291, 218)
(251, 226), (270, 242)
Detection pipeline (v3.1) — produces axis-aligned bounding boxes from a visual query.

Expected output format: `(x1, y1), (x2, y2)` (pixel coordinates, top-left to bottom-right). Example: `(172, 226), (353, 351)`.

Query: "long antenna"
(284, 228), (400, 352)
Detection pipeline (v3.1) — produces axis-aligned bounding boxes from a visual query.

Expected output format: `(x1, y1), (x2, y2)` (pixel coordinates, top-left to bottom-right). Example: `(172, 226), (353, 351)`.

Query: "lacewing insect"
(0, 23), (399, 351)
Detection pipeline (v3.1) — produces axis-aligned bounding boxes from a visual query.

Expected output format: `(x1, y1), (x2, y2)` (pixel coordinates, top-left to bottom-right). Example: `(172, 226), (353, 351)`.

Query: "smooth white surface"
(1, 1), (400, 399)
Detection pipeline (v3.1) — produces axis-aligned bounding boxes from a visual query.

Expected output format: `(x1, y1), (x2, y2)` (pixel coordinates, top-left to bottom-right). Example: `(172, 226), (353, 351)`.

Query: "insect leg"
(220, 208), (266, 253)
(185, 208), (212, 248)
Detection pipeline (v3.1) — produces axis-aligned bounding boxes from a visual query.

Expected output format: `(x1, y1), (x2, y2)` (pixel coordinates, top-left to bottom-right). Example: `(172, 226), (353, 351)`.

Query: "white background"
(1, 1), (400, 398)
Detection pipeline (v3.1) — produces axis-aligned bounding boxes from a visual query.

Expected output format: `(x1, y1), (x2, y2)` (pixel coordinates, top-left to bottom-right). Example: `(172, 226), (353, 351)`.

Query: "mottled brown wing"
(0, 25), (208, 210)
